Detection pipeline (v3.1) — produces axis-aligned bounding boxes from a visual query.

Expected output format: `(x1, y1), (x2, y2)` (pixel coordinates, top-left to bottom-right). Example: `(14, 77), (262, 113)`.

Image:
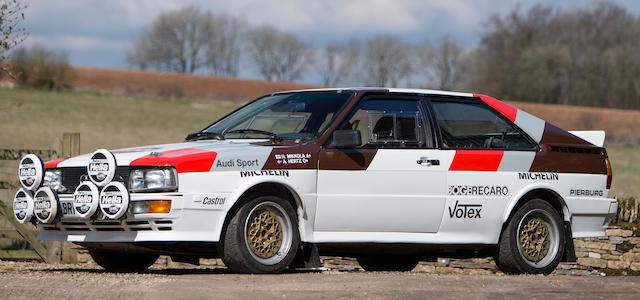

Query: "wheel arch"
(503, 184), (570, 224)
(219, 179), (306, 241)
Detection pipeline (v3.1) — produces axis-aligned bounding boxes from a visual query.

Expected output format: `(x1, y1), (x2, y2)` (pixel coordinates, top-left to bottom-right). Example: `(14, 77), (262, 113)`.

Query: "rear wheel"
(220, 196), (300, 273)
(357, 256), (419, 272)
(494, 199), (565, 274)
(89, 250), (158, 272)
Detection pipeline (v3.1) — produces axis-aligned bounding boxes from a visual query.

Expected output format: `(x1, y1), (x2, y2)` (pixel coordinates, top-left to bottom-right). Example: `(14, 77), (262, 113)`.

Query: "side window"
(341, 99), (431, 148)
(430, 100), (536, 150)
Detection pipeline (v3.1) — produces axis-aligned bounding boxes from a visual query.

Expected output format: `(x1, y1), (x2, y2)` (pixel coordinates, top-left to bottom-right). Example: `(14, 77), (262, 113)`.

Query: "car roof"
(273, 87), (474, 98)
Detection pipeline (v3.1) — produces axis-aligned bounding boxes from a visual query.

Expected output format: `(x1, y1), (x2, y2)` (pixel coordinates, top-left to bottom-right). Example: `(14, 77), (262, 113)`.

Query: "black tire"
(89, 250), (159, 272)
(357, 256), (419, 272)
(494, 199), (565, 274)
(220, 196), (300, 273)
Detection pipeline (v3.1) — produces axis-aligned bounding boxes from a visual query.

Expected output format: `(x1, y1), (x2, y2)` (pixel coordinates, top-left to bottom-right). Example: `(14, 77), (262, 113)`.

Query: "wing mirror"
(333, 130), (362, 148)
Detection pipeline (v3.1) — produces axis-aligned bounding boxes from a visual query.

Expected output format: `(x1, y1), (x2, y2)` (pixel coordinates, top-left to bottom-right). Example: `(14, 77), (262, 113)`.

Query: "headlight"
(42, 169), (65, 192)
(129, 167), (178, 192)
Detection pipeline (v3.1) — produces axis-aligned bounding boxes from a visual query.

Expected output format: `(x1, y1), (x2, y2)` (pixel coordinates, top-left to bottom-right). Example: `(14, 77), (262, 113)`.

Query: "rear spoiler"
(569, 130), (605, 147)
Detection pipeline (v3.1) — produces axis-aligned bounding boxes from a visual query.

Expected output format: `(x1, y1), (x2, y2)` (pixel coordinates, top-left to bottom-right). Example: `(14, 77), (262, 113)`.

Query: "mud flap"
(290, 243), (321, 269)
(561, 221), (577, 262)
(171, 255), (200, 266)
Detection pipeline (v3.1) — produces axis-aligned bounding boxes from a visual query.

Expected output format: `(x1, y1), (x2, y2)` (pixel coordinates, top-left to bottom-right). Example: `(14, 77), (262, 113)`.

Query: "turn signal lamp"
(131, 200), (172, 214)
(148, 200), (172, 213)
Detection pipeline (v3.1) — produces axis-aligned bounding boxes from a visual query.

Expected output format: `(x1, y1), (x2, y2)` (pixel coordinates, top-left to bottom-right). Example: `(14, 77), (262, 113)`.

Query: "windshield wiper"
(185, 132), (225, 141)
(225, 129), (283, 141)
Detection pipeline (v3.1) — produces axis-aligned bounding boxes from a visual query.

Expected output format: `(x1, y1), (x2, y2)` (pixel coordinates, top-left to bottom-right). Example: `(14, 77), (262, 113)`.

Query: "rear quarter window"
(431, 100), (537, 150)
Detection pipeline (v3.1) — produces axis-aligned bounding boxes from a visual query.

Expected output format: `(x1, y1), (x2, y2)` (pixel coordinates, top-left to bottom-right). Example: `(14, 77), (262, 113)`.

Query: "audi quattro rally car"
(13, 88), (616, 274)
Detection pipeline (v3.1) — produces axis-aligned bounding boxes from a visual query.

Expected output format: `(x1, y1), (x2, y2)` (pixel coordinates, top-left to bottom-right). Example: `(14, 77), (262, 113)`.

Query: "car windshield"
(199, 91), (353, 141)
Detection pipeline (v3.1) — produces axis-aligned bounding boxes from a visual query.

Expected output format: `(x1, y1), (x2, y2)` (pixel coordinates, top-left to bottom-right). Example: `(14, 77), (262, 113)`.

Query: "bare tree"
(315, 39), (361, 86)
(466, 2), (640, 109)
(246, 25), (312, 81)
(204, 15), (245, 77)
(0, 0), (27, 77)
(363, 35), (412, 87)
(419, 36), (464, 90)
(126, 6), (211, 74)
(11, 43), (74, 89)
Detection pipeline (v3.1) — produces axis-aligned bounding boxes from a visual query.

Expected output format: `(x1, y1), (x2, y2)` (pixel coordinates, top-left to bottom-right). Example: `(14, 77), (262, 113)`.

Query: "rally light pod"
(18, 154), (45, 191)
(33, 187), (58, 224)
(13, 189), (35, 223)
(99, 181), (130, 219)
(88, 149), (117, 187)
(73, 181), (100, 218)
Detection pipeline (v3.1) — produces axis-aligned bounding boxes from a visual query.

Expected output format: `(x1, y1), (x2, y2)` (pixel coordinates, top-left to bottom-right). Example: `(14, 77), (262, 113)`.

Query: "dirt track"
(1, 261), (639, 300)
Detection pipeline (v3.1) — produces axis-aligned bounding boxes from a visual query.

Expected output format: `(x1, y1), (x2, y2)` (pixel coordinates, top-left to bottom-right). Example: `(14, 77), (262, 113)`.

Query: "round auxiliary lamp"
(72, 181), (101, 219)
(99, 181), (130, 219)
(87, 149), (117, 187)
(33, 187), (58, 224)
(18, 154), (45, 191)
(12, 189), (35, 224)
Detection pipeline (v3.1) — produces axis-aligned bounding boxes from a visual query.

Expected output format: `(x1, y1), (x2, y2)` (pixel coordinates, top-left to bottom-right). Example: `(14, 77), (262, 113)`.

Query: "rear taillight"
(606, 158), (613, 189)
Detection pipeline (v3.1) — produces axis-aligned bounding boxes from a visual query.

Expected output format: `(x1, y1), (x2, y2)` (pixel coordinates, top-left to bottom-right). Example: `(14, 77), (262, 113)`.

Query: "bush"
(10, 43), (75, 89)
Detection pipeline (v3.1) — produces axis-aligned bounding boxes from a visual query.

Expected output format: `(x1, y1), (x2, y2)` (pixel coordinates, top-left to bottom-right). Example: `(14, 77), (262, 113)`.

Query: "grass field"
(0, 88), (235, 152)
(0, 87), (638, 197)
(607, 145), (640, 197)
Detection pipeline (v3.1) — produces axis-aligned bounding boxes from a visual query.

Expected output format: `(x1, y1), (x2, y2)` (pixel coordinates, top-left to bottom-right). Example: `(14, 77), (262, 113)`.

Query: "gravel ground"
(1, 259), (639, 300)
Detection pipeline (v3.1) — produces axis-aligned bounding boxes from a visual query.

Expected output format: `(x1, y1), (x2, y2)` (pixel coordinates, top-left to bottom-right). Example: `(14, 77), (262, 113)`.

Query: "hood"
(45, 139), (277, 173)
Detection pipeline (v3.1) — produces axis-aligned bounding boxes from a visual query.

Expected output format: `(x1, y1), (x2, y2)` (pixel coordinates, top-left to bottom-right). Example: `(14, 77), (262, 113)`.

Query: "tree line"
(126, 3), (640, 110)
(124, 6), (469, 90)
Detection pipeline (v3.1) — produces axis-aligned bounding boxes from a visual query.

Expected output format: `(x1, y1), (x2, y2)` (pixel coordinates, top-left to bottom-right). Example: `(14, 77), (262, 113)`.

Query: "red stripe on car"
(44, 158), (67, 168)
(476, 94), (518, 122)
(130, 148), (217, 173)
(449, 150), (504, 171)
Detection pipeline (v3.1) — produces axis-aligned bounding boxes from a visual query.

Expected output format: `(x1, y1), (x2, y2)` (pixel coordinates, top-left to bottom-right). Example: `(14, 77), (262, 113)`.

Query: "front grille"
(58, 166), (131, 194)
(40, 219), (173, 232)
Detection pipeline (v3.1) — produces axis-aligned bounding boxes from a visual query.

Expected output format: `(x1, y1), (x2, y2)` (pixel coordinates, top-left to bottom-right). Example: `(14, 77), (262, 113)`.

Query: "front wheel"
(357, 256), (419, 272)
(220, 196), (300, 273)
(89, 250), (159, 272)
(494, 199), (565, 274)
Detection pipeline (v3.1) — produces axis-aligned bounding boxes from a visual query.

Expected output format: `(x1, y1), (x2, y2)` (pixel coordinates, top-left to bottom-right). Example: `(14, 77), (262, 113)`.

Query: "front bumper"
(36, 192), (226, 243)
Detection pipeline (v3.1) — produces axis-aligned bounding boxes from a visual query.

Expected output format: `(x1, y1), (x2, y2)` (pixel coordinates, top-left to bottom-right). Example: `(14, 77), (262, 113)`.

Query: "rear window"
(431, 101), (537, 150)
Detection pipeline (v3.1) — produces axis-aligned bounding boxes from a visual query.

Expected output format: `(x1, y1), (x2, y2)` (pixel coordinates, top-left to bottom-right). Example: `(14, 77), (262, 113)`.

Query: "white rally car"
(13, 88), (616, 274)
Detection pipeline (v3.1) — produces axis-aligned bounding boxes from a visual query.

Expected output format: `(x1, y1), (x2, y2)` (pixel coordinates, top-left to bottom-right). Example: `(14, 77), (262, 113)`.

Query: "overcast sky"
(21, 0), (640, 83)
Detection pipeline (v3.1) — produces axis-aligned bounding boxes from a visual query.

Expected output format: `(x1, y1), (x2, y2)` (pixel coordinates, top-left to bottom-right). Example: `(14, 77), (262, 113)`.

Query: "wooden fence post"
(50, 132), (81, 264)
(61, 133), (80, 157)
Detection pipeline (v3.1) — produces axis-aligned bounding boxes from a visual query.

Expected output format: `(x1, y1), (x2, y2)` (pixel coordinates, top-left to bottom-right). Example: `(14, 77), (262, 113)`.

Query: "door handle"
(417, 157), (440, 166)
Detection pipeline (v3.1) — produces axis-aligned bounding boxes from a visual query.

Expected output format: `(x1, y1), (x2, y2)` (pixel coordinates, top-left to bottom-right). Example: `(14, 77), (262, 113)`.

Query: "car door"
(427, 97), (539, 238)
(314, 96), (453, 233)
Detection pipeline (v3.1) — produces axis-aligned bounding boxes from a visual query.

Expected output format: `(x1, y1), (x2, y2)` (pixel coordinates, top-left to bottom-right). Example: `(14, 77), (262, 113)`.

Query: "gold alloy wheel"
(518, 217), (551, 262)
(246, 209), (283, 259)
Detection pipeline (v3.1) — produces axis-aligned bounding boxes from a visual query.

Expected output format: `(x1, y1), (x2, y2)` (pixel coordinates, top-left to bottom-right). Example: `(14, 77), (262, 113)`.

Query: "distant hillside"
(70, 67), (319, 103)
(513, 102), (640, 146)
